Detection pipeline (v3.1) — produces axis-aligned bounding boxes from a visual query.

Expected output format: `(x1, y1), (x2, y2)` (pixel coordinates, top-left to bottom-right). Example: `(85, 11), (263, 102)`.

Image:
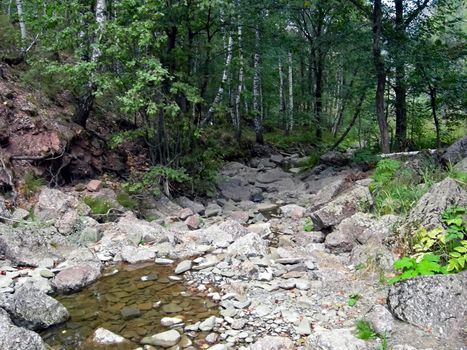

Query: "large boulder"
(175, 196), (205, 215)
(407, 178), (467, 230)
(218, 176), (257, 202)
(51, 263), (101, 294)
(120, 246), (156, 264)
(227, 232), (268, 258)
(387, 272), (466, 338)
(350, 243), (396, 271)
(325, 213), (375, 254)
(0, 225), (75, 267)
(34, 188), (90, 234)
(442, 136), (467, 165)
(311, 186), (373, 230)
(320, 151), (351, 167)
(305, 327), (373, 350)
(0, 308), (46, 350)
(250, 336), (294, 350)
(0, 283), (69, 330)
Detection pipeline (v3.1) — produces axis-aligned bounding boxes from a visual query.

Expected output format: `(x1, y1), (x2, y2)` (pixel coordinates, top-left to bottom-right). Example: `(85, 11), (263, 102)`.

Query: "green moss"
(116, 191), (139, 210)
(82, 196), (114, 215)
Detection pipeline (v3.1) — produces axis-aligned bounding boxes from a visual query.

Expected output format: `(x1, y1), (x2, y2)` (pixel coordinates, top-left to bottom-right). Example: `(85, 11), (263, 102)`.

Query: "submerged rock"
(0, 283), (69, 330)
(0, 308), (46, 350)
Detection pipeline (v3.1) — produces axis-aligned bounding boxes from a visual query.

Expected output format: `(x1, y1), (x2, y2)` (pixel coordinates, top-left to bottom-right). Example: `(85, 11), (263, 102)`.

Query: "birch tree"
(287, 52), (294, 134)
(253, 23), (263, 144)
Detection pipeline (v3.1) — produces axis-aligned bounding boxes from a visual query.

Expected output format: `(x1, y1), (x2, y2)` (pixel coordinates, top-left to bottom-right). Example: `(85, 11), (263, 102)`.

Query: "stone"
(199, 315), (217, 331)
(350, 243), (395, 271)
(51, 264), (101, 294)
(141, 329), (181, 348)
(227, 233), (267, 258)
(305, 327), (370, 350)
(270, 154), (285, 164)
(207, 345), (229, 350)
(156, 258), (175, 265)
(387, 272), (466, 338)
(86, 179), (102, 192)
(91, 328), (127, 344)
(356, 214), (400, 244)
(205, 333), (218, 344)
(442, 136), (467, 164)
(12, 208), (29, 221)
(185, 214), (201, 230)
(218, 219), (250, 240)
(256, 168), (288, 184)
(162, 303), (183, 313)
(320, 151), (351, 166)
(179, 208), (194, 220)
(296, 319), (312, 335)
(175, 260), (192, 274)
(39, 269), (54, 278)
(205, 203), (223, 217)
(161, 317), (183, 327)
(311, 186), (373, 230)
(454, 157), (467, 171)
(0, 308), (46, 350)
(121, 246), (156, 264)
(365, 305), (394, 335)
(257, 202), (279, 213)
(175, 196), (205, 215)
(0, 283), (69, 330)
(0, 196), (10, 220)
(120, 306), (141, 320)
(250, 336), (294, 350)
(280, 204), (306, 220)
(248, 223), (271, 236)
(218, 177), (254, 202)
(407, 178), (467, 230)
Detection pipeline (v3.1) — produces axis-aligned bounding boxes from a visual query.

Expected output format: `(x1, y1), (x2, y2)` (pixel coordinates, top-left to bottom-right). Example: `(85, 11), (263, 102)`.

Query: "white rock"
(91, 328), (126, 345)
(161, 317), (183, 327)
(141, 329), (181, 348)
(175, 260), (192, 274)
(199, 315), (217, 332)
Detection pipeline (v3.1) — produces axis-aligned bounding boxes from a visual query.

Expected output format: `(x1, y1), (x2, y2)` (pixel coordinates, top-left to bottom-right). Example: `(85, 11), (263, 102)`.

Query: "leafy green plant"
(347, 294), (361, 307)
(447, 240), (467, 272)
(303, 218), (314, 232)
(22, 172), (46, 199)
(82, 196), (114, 216)
(116, 191), (139, 210)
(355, 320), (377, 340)
(298, 153), (321, 170)
(388, 254), (445, 284)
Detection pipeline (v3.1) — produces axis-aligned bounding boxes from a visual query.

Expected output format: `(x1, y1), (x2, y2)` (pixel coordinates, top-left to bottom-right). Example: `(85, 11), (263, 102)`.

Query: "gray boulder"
(320, 151), (351, 166)
(51, 264), (101, 294)
(305, 327), (373, 350)
(175, 196), (205, 215)
(0, 283), (69, 330)
(120, 246), (156, 264)
(387, 272), (466, 338)
(250, 336), (294, 350)
(442, 136), (467, 164)
(0, 308), (46, 350)
(350, 243), (396, 271)
(312, 186), (373, 230)
(227, 232), (268, 258)
(407, 178), (467, 230)
(365, 305), (394, 335)
(454, 157), (467, 171)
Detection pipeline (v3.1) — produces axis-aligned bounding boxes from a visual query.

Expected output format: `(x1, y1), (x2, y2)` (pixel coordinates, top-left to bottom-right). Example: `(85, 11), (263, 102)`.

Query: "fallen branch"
(379, 149), (438, 158)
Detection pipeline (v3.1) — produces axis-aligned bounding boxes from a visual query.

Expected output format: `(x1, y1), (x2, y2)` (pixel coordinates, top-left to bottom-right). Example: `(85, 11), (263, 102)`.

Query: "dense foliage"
(0, 0), (465, 189)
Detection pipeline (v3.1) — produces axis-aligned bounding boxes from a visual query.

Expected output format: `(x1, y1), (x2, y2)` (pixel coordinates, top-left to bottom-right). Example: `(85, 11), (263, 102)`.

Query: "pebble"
(199, 315), (217, 332)
(161, 317), (184, 327)
(175, 260), (192, 274)
(155, 258), (174, 265)
(206, 333), (219, 344)
(39, 269), (55, 278)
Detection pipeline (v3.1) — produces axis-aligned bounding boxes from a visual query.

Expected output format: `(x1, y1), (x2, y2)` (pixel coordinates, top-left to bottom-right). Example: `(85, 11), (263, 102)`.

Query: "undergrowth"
(22, 172), (46, 199)
(82, 196), (114, 216)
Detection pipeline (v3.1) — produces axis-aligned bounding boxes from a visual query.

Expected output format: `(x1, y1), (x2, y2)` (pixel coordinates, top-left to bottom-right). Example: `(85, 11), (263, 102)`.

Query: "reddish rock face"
(7, 131), (62, 158)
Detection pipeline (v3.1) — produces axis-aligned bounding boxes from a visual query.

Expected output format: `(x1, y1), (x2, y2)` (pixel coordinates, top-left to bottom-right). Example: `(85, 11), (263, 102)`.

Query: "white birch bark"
(202, 29), (234, 127)
(253, 24), (263, 143)
(287, 52), (294, 132)
(233, 12), (244, 138)
(15, 0), (27, 44)
(278, 58), (286, 123)
(91, 0), (107, 62)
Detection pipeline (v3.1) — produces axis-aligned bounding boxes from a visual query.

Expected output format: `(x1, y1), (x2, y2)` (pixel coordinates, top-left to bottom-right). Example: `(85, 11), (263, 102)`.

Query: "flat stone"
(120, 307), (141, 320)
(175, 260), (192, 274)
(155, 258), (174, 265)
(162, 303), (183, 313)
(141, 329), (181, 348)
(39, 269), (55, 278)
(199, 315), (217, 332)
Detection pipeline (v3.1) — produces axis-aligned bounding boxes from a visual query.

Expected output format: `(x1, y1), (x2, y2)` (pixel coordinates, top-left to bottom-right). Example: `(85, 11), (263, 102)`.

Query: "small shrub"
(347, 294), (361, 307)
(23, 172), (46, 199)
(351, 148), (379, 165)
(355, 320), (377, 340)
(303, 217), (314, 232)
(83, 196), (114, 215)
(116, 191), (139, 210)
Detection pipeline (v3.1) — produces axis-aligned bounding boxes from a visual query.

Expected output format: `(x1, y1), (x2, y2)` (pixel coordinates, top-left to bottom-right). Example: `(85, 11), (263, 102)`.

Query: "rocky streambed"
(1, 144), (467, 350)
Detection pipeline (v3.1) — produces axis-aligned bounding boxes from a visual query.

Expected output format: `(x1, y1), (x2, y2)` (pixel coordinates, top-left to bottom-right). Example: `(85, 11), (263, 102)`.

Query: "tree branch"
(404, 0), (430, 27)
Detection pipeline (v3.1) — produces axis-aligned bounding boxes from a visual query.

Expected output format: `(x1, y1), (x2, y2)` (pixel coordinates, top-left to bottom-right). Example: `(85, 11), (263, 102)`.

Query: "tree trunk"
(394, 0), (407, 151)
(253, 24), (263, 144)
(429, 87), (440, 149)
(233, 5), (244, 141)
(287, 52), (294, 135)
(313, 48), (323, 139)
(15, 0), (27, 44)
(201, 31), (234, 127)
(373, 0), (390, 153)
(278, 58), (286, 129)
(72, 0), (106, 127)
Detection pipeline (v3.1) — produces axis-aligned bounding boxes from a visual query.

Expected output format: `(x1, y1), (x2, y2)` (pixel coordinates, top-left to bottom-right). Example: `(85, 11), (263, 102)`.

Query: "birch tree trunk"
(287, 52), (294, 134)
(394, 0), (407, 151)
(253, 24), (263, 144)
(73, 0), (107, 127)
(233, 2), (244, 141)
(373, 0), (390, 153)
(201, 31), (234, 127)
(278, 58), (286, 128)
(15, 0), (27, 45)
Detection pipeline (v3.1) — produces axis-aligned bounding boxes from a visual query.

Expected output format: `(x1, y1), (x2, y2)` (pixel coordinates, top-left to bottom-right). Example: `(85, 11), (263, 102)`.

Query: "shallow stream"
(41, 263), (219, 349)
